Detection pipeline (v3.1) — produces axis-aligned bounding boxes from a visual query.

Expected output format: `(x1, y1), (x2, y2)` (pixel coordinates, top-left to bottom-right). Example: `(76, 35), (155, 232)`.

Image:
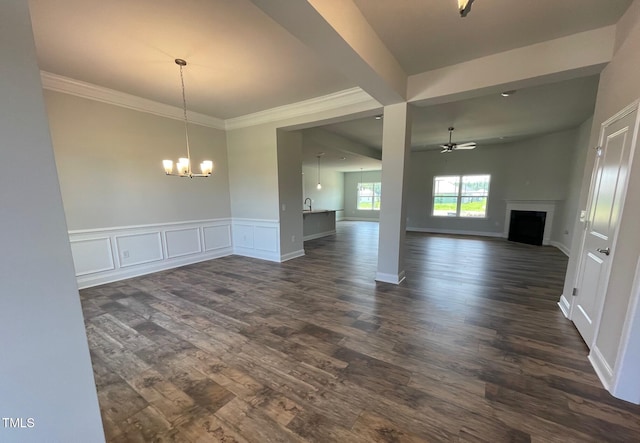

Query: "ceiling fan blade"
(440, 148), (451, 153)
(454, 142), (477, 150)
(439, 144), (450, 149)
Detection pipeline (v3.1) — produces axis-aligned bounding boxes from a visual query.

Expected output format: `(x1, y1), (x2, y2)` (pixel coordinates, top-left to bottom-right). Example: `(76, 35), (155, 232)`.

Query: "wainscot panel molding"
(69, 219), (232, 289)
(165, 227), (201, 259)
(232, 218), (281, 262)
(69, 237), (115, 276)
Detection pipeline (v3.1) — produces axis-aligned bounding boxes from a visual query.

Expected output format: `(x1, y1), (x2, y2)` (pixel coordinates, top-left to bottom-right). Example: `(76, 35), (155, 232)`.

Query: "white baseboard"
(589, 346), (614, 391)
(303, 230), (336, 241)
(406, 227), (503, 238)
(280, 249), (305, 262)
(549, 240), (570, 256)
(558, 295), (571, 318)
(375, 270), (406, 285)
(233, 246), (281, 262)
(69, 219), (233, 289)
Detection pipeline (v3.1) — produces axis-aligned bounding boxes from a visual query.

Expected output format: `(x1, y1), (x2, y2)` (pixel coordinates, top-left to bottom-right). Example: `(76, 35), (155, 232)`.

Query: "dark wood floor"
(80, 221), (640, 442)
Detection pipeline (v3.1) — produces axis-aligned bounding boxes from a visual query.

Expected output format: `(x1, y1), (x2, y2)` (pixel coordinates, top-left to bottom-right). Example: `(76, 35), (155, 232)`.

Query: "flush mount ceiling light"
(501, 90), (517, 97)
(316, 153), (324, 190)
(374, 115), (383, 120)
(162, 59), (213, 178)
(458, 0), (475, 17)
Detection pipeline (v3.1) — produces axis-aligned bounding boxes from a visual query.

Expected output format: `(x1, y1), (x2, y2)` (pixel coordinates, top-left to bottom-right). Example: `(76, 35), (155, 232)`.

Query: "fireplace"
(508, 210), (546, 245)
(503, 200), (557, 246)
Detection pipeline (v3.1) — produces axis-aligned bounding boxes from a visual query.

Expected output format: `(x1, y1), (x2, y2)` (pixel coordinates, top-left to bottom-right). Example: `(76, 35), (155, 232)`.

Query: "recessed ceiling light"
(340, 156), (346, 160)
(501, 90), (517, 97)
(375, 115), (383, 120)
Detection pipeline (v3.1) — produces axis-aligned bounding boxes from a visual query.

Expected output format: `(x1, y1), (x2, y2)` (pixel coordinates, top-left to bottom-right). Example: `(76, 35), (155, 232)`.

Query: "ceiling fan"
(440, 127), (477, 153)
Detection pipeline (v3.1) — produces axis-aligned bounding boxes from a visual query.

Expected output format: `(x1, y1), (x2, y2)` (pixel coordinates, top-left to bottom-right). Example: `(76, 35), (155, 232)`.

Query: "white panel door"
(572, 108), (637, 347)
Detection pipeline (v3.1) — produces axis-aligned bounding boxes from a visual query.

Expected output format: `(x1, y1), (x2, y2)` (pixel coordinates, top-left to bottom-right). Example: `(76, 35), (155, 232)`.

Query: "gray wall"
(302, 165), (345, 219)
(344, 170), (382, 221)
(45, 90), (231, 230)
(227, 123), (280, 220)
(0, 1), (104, 440)
(405, 129), (580, 241)
(552, 117), (593, 252)
(277, 129), (304, 256)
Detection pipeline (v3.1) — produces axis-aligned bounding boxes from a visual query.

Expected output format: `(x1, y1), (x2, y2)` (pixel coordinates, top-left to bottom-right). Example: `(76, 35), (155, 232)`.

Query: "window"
(357, 182), (381, 210)
(432, 175), (490, 217)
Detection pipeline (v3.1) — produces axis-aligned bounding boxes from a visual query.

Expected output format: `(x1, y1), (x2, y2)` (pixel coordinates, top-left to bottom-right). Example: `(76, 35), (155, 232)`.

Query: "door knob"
(597, 247), (611, 256)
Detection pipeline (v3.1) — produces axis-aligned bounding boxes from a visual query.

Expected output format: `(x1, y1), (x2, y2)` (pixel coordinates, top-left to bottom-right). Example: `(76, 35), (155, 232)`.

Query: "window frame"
(432, 174), (490, 218)
(356, 182), (381, 211)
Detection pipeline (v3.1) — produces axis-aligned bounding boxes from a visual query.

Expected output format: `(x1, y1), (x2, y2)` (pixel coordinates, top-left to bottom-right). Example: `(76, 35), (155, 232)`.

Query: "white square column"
(376, 103), (412, 284)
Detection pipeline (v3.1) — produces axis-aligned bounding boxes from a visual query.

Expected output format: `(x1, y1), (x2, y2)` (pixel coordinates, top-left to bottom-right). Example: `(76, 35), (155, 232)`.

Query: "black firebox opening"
(508, 210), (546, 246)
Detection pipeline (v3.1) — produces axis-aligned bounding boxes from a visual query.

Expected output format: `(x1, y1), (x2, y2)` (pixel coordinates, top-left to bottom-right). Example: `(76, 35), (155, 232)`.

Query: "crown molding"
(40, 71), (226, 130)
(224, 87), (378, 130)
(41, 72), (379, 132)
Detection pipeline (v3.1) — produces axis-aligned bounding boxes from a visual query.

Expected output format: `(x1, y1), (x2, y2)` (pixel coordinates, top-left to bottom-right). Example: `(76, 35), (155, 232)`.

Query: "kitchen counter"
(302, 210), (336, 241)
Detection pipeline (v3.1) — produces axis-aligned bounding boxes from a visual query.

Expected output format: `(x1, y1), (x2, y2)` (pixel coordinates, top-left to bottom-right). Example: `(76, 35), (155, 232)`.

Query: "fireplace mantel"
(504, 200), (558, 245)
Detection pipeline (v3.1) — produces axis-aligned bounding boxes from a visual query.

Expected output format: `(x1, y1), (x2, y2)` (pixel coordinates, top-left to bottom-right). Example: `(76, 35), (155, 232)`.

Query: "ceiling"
(28, 0), (354, 119)
(27, 0), (631, 170)
(318, 74), (600, 152)
(352, 0), (632, 74)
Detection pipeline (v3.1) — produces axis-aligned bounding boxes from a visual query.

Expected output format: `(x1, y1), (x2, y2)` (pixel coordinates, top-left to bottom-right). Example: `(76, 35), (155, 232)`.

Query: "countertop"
(302, 209), (337, 214)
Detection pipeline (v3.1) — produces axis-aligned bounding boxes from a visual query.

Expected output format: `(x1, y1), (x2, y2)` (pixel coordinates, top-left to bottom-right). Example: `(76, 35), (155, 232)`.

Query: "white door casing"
(571, 106), (638, 347)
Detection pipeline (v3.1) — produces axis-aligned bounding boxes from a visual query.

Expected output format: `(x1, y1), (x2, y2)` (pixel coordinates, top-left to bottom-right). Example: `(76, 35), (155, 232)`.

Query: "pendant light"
(316, 153), (324, 190)
(162, 59), (213, 178)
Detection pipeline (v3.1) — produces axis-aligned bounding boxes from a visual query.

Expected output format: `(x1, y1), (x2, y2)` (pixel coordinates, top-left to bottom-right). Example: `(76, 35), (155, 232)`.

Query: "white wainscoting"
(232, 218), (280, 262)
(69, 219), (232, 289)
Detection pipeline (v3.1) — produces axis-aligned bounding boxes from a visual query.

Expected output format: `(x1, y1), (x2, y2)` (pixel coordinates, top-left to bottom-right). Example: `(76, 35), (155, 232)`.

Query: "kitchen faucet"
(304, 198), (312, 212)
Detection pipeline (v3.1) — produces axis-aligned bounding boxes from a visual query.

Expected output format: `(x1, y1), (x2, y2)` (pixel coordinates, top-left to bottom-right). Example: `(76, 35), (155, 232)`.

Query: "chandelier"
(162, 59), (213, 178)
